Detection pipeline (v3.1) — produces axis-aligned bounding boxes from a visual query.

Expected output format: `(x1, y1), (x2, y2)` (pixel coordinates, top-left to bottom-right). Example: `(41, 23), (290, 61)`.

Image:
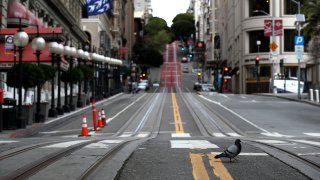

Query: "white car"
(138, 82), (148, 90)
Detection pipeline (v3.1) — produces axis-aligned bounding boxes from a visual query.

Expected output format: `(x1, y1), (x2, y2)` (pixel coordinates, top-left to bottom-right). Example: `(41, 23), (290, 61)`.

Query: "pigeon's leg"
(229, 158), (232, 162)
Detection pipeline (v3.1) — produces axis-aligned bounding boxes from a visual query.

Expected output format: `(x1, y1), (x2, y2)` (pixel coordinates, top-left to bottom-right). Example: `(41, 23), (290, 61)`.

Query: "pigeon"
(214, 139), (242, 162)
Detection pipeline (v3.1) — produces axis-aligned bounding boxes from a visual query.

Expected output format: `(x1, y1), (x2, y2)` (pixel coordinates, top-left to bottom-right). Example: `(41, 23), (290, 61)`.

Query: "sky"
(151, 0), (190, 27)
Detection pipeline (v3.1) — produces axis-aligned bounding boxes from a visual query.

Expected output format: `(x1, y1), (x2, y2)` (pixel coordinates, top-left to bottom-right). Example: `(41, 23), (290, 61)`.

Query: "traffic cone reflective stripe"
(101, 109), (107, 126)
(97, 110), (103, 127)
(80, 114), (89, 137)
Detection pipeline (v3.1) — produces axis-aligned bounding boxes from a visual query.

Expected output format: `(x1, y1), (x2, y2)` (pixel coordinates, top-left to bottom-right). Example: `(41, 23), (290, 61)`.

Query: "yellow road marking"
(208, 154), (233, 180)
(171, 92), (184, 133)
(190, 153), (210, 180)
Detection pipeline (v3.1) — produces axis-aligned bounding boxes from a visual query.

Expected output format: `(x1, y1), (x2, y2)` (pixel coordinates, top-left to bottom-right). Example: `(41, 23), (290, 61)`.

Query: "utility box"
(2, 98), (17, 130)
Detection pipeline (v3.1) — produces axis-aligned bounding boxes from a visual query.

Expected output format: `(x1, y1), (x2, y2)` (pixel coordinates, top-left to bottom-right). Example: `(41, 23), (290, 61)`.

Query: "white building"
(214, 0), (313, 94)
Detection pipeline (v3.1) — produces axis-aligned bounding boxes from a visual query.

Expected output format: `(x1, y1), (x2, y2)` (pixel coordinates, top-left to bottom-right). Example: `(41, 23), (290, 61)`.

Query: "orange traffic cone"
(101, 109), (107, 126)
(79, 114), (90, 137)
(97, 110), (103, 128)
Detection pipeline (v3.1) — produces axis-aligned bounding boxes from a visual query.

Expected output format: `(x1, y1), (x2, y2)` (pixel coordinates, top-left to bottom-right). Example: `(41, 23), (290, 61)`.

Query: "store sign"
(5, 35), (14, 54)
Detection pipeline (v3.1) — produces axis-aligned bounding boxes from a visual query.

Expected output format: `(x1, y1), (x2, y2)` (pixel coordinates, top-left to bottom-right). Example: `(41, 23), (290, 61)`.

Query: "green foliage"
(172, 13), (194, 24)
(61, 67), (84, 84)
(302, 0), (320, 38)
(133, 16), (174, 67)
(71, 67), (84, 83)
(38, 64), (56, 84)
(145, 17), (168, 36)
(171, 13), (195, 41)
(7, 63), (45, 89)
(78, 65), (93, 80)
(133, 42), (163, 67)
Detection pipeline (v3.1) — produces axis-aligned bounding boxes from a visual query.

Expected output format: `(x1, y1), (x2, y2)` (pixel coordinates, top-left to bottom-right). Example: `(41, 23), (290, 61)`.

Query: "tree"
(171, 13), (195, 41)
(133, 17), (173, 67)
(78, 65), (93, 81)
(172, 13), (194, 24)
(302, 0), (320, 38)
(7, 63), (45, 102)
(301, 0), (320, 86)
(38, 64), (56, 84)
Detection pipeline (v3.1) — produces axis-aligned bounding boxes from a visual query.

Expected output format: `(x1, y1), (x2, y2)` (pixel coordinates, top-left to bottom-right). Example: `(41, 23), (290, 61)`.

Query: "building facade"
(214, 0), (313, 94)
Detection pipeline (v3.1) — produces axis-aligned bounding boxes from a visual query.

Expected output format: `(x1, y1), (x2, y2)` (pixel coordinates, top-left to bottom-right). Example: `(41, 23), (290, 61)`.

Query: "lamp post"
(76, 47), (84, 107)
(69, 45), (77, 111)
(13, 19), (29, 128)
(253, 10), (275, 93)
(290, 0), (304, 99)
(90, 52), (97, 102)
(56, 43), (64, 115)
(31, 26), (45, 122)
(63, 44), (71, 113)
(256, 40), (261, 92)
(48, 40), (59, 118)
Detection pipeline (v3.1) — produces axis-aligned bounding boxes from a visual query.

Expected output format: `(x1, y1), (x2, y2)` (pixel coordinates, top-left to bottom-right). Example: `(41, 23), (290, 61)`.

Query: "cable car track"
(179, 89), (320, 179)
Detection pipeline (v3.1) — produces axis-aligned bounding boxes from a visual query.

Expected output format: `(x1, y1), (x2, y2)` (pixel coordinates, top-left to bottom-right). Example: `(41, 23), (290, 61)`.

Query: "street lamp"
(76, 47), (84, 107)
(31, 26), (45, 122)
(256, 40), (261, 92)
(69, 45), (77, 111)
(48, 40), (59, 118)
(13, 18), (29, 128)
(90, 52), (98, 101)
(55, 43), (64, 115)
(253, 10), (276, 93)
(63, 44), (71, 113)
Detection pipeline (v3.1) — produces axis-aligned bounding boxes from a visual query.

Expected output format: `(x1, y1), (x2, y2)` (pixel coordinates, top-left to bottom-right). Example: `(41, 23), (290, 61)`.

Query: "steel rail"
(0, 140), (99, 180)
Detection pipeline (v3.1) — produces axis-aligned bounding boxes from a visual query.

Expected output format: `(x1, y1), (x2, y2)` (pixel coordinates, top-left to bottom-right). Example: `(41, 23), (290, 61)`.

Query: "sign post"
(295, 35), (304, 99)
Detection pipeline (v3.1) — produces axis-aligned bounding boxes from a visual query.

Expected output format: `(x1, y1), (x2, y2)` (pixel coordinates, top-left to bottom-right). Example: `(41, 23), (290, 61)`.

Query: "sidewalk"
(0, 94), (123, 139)
(258, 93), (320, 107)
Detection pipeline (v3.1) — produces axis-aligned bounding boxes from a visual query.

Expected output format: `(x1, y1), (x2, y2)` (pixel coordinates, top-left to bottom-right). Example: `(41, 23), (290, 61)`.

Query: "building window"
(284, 0), (301, 15)
(249, 0), (270, 17)
(284, 29), (296, 52)
(249, 30), (270, 53)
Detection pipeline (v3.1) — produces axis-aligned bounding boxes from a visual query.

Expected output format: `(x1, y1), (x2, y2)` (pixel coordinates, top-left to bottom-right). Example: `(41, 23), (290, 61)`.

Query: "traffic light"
(188, 53), (193, 58)
(223, 67), (229, 76)
(255, 55), (260, 66)
(181, 47), (185, 51)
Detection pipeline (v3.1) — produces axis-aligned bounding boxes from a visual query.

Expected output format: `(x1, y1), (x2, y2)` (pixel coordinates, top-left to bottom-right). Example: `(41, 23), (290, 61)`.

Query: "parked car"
(138, 82), (149, 91)
(194, 82), (201, 91)
(181, 57), (188, 63)
(183, 67), (189, 73)
(200, 84), (215, 92)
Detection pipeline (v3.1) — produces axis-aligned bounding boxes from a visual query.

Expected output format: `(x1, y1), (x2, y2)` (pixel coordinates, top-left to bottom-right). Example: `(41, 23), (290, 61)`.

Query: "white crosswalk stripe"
(0, 140), (19, 144)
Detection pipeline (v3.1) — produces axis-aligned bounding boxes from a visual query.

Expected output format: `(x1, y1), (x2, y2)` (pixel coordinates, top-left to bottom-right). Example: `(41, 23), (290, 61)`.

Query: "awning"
(0, 28), (68, 68)
(7, 0), (44, 27)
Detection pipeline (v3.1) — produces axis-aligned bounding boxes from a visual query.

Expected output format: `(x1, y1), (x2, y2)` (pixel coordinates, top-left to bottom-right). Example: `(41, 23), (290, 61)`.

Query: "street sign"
(295, 45), (304, 59)
(294, 36), (304, 45)
(269, 42), (278, 51)
(269, 52), (278, 60)
(300, 62), (306, 68)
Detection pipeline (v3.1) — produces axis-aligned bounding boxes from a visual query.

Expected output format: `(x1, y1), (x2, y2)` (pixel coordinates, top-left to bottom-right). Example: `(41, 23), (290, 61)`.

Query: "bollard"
(315, 89), (319, 103)
(309, 89), (314, 101)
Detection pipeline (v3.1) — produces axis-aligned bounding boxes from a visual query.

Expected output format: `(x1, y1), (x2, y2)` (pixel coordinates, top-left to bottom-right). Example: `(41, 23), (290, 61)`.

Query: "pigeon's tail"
(214, 153), (226, 159)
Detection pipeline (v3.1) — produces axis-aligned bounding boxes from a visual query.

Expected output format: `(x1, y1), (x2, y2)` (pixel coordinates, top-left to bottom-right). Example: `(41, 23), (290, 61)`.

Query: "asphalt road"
(0, 42), (319, 179)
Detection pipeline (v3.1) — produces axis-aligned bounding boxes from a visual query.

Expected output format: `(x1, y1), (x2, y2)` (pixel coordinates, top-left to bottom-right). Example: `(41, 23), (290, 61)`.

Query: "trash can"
(2, 98), (17, 130)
